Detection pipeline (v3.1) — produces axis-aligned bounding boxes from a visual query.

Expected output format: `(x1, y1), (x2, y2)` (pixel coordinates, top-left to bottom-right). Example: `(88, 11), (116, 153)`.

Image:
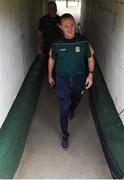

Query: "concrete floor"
(15, 79), (112, 179)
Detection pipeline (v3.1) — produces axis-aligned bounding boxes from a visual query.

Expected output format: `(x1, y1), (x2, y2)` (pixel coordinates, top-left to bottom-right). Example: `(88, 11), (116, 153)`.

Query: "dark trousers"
(56, 74), (86, 138)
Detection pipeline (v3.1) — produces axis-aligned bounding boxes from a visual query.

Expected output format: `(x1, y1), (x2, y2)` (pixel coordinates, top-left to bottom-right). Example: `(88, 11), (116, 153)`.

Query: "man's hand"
(85, 73), (93, 89)
(37, 46), (44, 56)
(48, 76), (55, 87)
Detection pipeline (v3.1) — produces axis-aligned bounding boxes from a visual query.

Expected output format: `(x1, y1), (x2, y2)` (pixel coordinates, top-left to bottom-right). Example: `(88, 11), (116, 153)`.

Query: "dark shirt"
(51, 33), (91, 76)
(38, 14), (61, 48)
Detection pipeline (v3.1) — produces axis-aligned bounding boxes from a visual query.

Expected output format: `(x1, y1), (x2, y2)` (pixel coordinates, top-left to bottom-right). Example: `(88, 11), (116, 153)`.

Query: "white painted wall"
(80, 0), (86, 33)
(0, 0), (48, 127)
(80, 0), (124, 124)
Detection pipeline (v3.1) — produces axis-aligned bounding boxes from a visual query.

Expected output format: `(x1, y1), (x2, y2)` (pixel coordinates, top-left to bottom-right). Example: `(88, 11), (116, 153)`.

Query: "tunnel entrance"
(56, 0), (81, 23)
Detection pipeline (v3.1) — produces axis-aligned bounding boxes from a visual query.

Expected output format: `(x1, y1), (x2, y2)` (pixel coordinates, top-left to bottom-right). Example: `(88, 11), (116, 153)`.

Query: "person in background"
(37, 1), (61, 59)
(48, 13), (95, 150)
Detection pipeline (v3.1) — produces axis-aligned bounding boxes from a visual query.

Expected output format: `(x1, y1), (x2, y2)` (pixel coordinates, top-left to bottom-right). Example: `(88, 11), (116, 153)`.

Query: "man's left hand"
(85, 73), (93, 89)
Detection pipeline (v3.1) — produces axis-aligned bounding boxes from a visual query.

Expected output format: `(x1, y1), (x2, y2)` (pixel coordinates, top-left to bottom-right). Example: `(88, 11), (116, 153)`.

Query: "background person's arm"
(36, 31), (44, 56)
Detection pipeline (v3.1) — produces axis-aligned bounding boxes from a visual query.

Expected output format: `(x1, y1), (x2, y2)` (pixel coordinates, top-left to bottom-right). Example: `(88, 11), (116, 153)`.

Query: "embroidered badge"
(75, 47), (80, 52)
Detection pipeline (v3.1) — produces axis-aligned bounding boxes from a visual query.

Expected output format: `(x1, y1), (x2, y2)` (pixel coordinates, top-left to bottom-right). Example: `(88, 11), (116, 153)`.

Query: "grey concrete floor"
(15, 79), (112, 179)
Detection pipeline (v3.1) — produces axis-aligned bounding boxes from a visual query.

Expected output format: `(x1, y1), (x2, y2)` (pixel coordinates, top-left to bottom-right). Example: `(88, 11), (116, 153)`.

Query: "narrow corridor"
(0, 0), (124, 178)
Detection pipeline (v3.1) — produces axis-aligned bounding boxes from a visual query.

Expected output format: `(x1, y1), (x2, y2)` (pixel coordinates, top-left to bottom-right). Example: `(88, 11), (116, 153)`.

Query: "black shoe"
(61, 136), (69, 150)
(68, 110), (75, 120)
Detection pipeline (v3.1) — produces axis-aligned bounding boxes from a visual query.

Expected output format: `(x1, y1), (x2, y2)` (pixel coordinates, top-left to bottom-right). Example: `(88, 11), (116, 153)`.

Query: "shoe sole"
(62, 147), (68, 151)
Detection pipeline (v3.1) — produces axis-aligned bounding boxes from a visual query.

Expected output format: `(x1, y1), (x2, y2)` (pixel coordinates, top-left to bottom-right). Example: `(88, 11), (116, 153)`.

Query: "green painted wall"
(90, 64), (124, 179)
(0, 57), (45, 179)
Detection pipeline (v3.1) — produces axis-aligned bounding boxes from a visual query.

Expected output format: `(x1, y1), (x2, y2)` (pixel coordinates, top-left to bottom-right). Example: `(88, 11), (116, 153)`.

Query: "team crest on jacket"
(75, 46), (80, 52)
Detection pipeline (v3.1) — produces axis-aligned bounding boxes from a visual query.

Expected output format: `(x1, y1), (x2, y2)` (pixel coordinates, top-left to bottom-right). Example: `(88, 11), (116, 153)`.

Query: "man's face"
(48, 2), (57, 16)
(60, 18), (76, 39)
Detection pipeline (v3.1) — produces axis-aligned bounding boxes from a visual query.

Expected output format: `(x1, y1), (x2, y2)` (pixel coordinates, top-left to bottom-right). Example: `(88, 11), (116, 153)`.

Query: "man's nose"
(68, 27), (72, 31)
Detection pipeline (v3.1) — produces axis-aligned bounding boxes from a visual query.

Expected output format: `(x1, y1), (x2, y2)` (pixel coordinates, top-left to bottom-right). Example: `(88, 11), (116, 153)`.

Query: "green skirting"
(0, 56), (45, 179)
(90, 64), (124, 179)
